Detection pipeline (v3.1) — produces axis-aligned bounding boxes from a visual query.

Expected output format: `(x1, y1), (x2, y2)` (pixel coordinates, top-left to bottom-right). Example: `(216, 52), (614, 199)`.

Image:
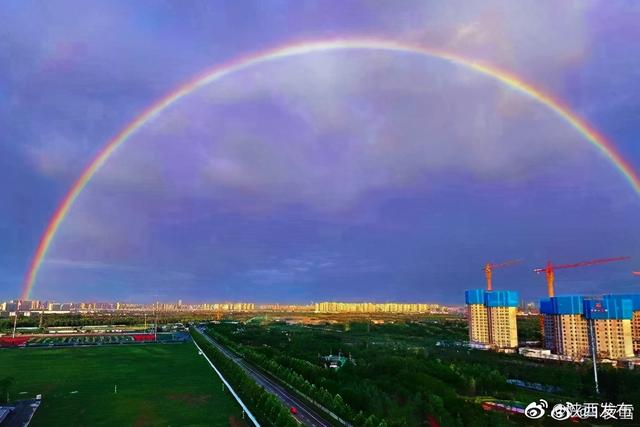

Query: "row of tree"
(207, 327), (390, 426)
(214, 318), (640, 425)
(210, 322), (516, 426)
(189, 328), (298, 427)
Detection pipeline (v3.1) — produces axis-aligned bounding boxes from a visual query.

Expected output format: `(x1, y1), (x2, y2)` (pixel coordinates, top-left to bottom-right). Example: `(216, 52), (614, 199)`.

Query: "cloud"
(42, 258), (195, 279)
(43, 258), (143, 271)
(373, 1), (590, 82)
(78, 47), (595, 219)
(6, 1), (640, 303)
(238, 253), (387, 288)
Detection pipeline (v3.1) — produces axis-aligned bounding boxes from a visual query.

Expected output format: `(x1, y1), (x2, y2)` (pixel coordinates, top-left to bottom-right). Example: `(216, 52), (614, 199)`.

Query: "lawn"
(0, 342), (248, 426)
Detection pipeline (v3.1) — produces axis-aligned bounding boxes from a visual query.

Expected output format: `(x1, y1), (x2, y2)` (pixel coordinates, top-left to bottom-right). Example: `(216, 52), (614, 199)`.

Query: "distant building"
(319, 354), (350, 370)
(2, 301), (19, 312)
(465, 289), (519, 351)
(313, 302), (445, 314)
(518, 347), (574, 362)
(47, 302), (63, 311)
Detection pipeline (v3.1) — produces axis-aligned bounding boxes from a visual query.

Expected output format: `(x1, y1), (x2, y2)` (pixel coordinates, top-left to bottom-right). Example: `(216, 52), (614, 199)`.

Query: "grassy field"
(0, 342), (248, 426)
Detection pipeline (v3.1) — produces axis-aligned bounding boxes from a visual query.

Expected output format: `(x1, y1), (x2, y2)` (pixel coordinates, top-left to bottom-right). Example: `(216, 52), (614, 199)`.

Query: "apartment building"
(465, 289), (519, 351)
(541, 295), (635, 360)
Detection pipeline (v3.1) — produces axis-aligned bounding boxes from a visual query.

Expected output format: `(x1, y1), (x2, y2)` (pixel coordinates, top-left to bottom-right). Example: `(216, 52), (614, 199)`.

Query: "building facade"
(584, 297), (634, 359)
(466, 289), (490, 345)
(313, 302), (445, 314)
(541, 295), (636, 360)
(605, 294), (640, 354)
(465, 289), (519, 351)
(540, 296), (589, 360)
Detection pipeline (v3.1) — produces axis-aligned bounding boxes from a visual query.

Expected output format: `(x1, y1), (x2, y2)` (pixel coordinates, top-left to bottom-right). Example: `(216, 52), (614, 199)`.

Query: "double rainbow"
(21, 38), (640, 300)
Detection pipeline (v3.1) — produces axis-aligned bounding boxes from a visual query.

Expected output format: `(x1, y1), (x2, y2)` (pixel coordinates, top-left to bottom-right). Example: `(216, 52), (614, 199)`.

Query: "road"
(196, 328), (335, 427)
(1, 399), (41, 427)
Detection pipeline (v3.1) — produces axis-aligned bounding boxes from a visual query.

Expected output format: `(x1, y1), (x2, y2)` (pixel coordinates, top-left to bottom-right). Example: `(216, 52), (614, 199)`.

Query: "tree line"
(189, 327), (298, 427)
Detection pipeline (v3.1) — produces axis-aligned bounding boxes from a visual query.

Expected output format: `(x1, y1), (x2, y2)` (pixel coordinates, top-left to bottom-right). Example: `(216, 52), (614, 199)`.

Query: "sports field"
(0, 342), (248, 426)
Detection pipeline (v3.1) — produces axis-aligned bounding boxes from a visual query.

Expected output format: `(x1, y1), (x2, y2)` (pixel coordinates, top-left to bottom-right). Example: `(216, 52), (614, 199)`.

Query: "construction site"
(466, 257), (640, 369)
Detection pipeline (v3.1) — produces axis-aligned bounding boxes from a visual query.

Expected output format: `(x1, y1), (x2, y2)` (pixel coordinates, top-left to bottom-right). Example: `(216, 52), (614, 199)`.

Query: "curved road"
(196, 328), (335, 427)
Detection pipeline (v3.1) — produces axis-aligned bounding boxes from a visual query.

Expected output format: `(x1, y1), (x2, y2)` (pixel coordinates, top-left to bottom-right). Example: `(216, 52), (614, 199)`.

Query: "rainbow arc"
(21, 38), (640, 300)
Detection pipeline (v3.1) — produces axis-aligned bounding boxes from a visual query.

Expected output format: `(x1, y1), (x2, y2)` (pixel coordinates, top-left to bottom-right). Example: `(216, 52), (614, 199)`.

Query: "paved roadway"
(196, 328), (334, 427)
(1, 399), (41, 427)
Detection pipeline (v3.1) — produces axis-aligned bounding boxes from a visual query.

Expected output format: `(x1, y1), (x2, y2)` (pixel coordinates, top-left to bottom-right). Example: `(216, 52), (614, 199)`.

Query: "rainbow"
(21, 38), (640, 300)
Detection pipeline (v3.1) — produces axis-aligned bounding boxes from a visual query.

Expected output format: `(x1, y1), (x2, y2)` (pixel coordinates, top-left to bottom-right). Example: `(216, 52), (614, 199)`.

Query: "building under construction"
(465, 289), (519, 352)
(603, 294), (640, 354)
(540, 296), (589, 359)
(466, 257), (640, 363)
(540, 294), (636, 361)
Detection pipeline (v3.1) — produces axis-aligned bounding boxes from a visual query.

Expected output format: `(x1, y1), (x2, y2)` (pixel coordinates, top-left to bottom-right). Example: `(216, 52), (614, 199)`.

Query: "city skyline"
(2, 1), (640, 304)
(0, 298), (452, 315)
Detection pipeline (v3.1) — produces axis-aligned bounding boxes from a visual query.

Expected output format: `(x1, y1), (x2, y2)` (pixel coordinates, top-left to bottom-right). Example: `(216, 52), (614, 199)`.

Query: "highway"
(196, 327), (336, 427)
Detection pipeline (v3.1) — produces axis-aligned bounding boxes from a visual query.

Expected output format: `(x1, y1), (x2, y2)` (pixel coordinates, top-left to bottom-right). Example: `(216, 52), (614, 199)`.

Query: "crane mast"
(484, 263), (493, 291)
(483, 260), (521, 291)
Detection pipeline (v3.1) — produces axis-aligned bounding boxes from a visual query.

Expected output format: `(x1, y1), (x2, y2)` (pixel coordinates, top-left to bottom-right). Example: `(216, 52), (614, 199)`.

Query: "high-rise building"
(485, 291), (519, 349)
(465, 289), (490, 345)
(584, 297), (634, 359)
(540, 296), (589, 360)
(541, 295), (636, 360)
(605, 294), (640, 354)
(465, 289), (519, 351)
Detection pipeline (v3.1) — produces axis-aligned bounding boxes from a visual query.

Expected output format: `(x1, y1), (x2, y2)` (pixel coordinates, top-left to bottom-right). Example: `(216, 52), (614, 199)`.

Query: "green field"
(0, 343), (248, 426)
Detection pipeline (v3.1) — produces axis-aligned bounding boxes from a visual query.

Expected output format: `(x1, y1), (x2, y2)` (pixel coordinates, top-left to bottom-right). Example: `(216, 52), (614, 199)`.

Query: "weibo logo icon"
(525, 399), (549, 419)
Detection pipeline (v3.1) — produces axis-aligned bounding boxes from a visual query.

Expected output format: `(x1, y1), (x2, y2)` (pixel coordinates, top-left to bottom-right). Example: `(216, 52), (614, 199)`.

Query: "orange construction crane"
(533, 257), (630, 297)
(483, 259), (521, 291)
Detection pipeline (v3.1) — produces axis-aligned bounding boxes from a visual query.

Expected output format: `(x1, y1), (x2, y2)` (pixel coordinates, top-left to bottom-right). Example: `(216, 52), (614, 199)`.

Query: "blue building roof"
(584, 296), (633, 320)
(539, 298), (553, 314)
(465, 289), (485, 305)
(539, 295), (583, 315)
(605, 294), (640, 311)
(484, 290), (519, 307)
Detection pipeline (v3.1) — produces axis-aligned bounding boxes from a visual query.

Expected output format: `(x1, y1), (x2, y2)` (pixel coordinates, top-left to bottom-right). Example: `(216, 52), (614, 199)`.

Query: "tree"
(364, 414), (379, 427)
(275, 410), (293, 427)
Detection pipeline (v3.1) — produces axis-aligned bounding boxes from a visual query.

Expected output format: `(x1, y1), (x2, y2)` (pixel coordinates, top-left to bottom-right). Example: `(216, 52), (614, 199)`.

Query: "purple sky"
(2, 1), (640, 304)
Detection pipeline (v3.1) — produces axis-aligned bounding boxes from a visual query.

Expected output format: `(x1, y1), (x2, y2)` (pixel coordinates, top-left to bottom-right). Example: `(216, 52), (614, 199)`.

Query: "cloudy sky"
(1, 1), (640, 303)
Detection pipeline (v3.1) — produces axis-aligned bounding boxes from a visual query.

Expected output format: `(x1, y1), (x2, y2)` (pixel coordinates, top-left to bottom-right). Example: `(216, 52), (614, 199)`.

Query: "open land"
(0, 342), (247, 426)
